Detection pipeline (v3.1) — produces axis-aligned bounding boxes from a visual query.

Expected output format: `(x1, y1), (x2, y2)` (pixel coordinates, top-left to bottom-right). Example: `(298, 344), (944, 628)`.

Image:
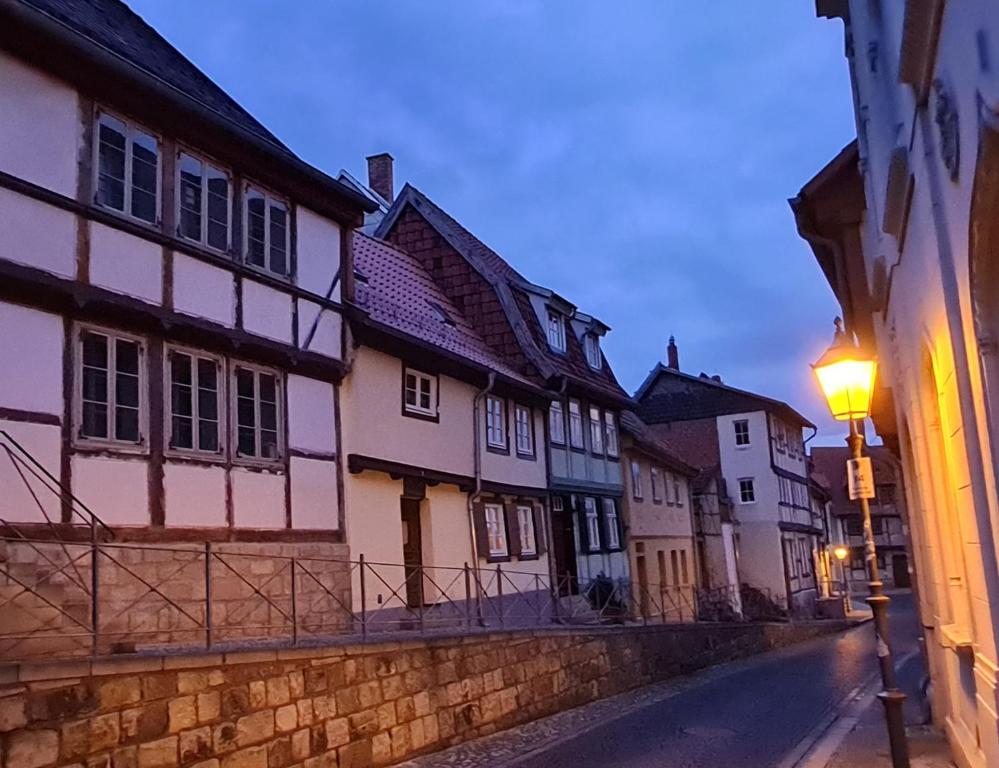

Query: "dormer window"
(546, 309), (566, 352)
(426, 300), (455, 327)
(584, 333), (601, 369)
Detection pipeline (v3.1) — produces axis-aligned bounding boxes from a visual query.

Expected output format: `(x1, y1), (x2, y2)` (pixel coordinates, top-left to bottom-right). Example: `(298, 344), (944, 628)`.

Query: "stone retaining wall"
(0, 620), (852, 768)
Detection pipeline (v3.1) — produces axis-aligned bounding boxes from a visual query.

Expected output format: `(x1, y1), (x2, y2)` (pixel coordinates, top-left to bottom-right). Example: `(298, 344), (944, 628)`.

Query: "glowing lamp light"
(834, 546), (849, 561)
(812, 318), (878, 422)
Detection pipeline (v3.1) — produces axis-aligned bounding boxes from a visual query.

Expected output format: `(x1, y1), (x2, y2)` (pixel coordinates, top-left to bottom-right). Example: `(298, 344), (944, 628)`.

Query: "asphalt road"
(511, 593), (923, 768)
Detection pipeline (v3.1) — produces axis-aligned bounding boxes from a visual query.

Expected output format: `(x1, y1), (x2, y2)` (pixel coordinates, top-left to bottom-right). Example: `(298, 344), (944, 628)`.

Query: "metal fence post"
(204, 541), (212, 649)
(534, 574), (541, 622)
(90, 529), (99, 656)
(290, 557), (298, 646)
(417, 565), (426, 635)
(463, 563), (471, 630)
(496, 563), (504, 628)
(359, 554), (367, 640)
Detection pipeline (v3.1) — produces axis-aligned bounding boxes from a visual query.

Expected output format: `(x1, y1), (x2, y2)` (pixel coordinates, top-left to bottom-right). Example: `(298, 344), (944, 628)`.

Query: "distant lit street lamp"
(833, 545), (849, 604)
(812, 318), (910, 768)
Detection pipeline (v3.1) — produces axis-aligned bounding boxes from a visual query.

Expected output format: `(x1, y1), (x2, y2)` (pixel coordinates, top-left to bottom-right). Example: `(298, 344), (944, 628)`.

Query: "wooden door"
(550, 496), (578, 595)
(892, 554), (910, 588)
(400, 499), (423, 608)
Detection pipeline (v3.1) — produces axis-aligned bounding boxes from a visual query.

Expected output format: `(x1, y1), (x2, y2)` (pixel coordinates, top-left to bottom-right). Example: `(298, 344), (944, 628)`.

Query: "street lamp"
(812, 318), (910, 768)
(833, 545), (850, 604)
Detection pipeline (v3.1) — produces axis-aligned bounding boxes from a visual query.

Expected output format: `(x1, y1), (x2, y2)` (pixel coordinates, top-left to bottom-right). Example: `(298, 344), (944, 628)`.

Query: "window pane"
(97, 117), (126, 211)
(115, 406), (139, 442)
(206, 168), (229, 250)
(199, 420), (219, 452)
(130, 132), (158, 223)
(259, 374), (277, 404)
(82, 402), (108, 439)
(178, 153), (203, 241)
(82, 332), (108, 368)
(198, 382), (218, 421)
(170, 353), (192, 449)
(238, 427), (256, 456)
(172, 415), (193, 449)
(269, 202), (288, 275)
(116, 340), (139, 375)
(82, 367), (107, 404)
(246, 193), (266, 267)
(237, 368), (255, 399)
(261, 430), (279, 459)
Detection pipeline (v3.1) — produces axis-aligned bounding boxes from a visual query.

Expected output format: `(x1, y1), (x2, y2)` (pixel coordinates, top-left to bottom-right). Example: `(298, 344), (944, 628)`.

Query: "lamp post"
(834, 545), (849, 604)
(812, 318), (910, 768)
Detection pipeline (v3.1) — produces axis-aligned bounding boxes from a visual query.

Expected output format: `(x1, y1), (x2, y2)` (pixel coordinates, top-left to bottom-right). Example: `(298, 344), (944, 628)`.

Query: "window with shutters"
(244, 183), (290, 277)
(517, 505), (537, 556)
(583, 497), (601, 551)
(549, 401), (566, 445)
(167, 347), (222, 454)
(485, 504), (507, 557)
(486, 396), (507, 449)
(233, 364), (282, 463)
(76, 327), (145, 446)
(177, 151), (230, 251)
(403, 368), (437, 418)
(95, 110), (160, 224)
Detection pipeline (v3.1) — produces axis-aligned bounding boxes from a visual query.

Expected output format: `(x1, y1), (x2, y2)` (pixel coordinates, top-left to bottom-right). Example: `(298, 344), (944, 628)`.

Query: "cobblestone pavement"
(396, 629), (870, 768)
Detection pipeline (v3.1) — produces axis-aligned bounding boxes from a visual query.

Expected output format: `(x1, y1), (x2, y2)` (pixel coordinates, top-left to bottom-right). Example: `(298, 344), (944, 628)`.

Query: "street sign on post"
(847, 456), (875, 500)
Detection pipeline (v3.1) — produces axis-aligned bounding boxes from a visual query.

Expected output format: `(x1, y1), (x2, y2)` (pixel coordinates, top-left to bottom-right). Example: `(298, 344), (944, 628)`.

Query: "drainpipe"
(467, 372), (496, 617)
(915, 108), (999, 632)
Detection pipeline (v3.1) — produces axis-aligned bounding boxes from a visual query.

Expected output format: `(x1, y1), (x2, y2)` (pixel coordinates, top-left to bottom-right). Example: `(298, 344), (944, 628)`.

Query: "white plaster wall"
(0, 51), (78, 197)
(71, 455), (148, 526)
(242, 280), (292, 344)
(344, 472), (406, 611)
(0, 189), (76, 278)
(420, 484), (473, 602)
(736, 521), (786, 603)
(295, 207), (341, 299)
(480, 406), (547, 489)
(287, 375), (336, 454)
(231, 469), (285, 529)
(0, 302), (63, 415)
(341, 348), (474, 476)
(163, 462), (226, 527)
(0, 420), (62, 523)
(298, 300), (342, 360)
(716, 411), (778, 523)
(289, 456), (338, 530)
(89, 223), (163, 305)
(172, 254), (236, 327)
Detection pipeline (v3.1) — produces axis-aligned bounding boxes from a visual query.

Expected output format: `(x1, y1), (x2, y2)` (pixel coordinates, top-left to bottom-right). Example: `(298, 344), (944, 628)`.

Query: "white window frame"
(738, 477), (756, 504)
(604, 412), (619, 457)
(734, 419), (750, 447)
(584, 333), (601, 369)
(546, 309), (566, 352)
(568, 399), (584, 449)
(517, 505), (537, 556)
(74, 325), (147, 449)
(176, 148), (231, 252)
(514, 404), (534, 456)
(243, 181), (291, 277)
(403, 368), (437, 418)
(165, 346), (224, 457)
(602, 498), (620, 549)
(231, 362), (284, 465)
(673, 474), (683, 506)
(486, 395), (507, 449)
(485, 503), (508, 557)
(549, 401), (566, 445)
(650, 466), (662, 503)
(588, 405), (604, 454)
(94, 109), (161, 225)
(630, 460), (643, 500)
(584, 497), (601, 551)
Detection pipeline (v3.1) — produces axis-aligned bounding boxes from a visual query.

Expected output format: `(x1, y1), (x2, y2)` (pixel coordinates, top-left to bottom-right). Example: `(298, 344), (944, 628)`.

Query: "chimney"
(666, 335), (679, 370)
(366, 152), (394, 204)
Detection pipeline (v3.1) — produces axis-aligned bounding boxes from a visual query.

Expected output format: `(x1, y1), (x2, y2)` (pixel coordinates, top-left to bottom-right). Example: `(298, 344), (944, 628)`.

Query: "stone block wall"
(0, 541), (352, 660)
(0, 620), (849, 768)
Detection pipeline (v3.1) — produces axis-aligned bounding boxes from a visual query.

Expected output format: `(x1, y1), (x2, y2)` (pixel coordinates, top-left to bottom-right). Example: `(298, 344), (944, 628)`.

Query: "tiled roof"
(20, 0), (286, 150)
(377, 185), (630, 404)
(635, 364), (815, 428)
(352, 232), (535, 387)
(619, 411), (696, 475)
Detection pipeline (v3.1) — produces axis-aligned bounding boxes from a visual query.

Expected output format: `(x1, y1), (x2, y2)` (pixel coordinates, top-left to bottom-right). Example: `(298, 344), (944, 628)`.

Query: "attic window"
(546, 310), (566, 353)
(426, 300), (455, 327)
(584, 333), (601, 369)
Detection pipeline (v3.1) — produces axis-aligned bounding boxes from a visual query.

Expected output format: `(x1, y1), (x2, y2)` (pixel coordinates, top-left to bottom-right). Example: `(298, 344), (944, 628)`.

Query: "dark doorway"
(550, 495), (578, 595)
(892, 554), (911, 588)
(400, 498), (424, 608)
